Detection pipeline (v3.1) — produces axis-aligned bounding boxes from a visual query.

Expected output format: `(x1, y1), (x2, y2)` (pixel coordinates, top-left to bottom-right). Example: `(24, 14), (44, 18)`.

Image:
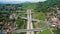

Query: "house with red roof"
(50, 16), (60, 28)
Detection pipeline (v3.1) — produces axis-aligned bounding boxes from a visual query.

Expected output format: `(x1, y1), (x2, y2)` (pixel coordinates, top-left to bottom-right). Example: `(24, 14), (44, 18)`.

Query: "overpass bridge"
(9, 28), (48, 33)
(16, 28), (47, 33)
(9, 9), (49, 34)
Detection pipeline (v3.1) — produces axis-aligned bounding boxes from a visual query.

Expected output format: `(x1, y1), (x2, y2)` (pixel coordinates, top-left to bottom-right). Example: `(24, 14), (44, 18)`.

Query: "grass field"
(39, 30), (52, 34)
(12, 32), (18, 34)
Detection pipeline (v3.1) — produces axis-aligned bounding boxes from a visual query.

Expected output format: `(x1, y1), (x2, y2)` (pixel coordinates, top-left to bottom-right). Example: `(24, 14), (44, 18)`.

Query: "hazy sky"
(0, 0), (46, 2)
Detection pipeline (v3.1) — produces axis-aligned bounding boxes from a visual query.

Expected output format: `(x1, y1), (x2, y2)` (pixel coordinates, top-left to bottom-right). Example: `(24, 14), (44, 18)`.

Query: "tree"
(0, 12), (10, 22)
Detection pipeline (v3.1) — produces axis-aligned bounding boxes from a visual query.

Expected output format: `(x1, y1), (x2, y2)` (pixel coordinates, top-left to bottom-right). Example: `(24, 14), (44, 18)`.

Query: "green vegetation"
(0, 12), (10, 22)
(33, 21), (46, 28)
(22, 3), (37, 9)
(22, 0), (60, 13)
(12, 32), (18, 34)
(39, 30), (52, 34)
(32, 12), (46, 20)
(0, 0), (60, 34)
(53, 28), (60, 34)
(16, 19), (26, 29)
(0, 0), (60, 13)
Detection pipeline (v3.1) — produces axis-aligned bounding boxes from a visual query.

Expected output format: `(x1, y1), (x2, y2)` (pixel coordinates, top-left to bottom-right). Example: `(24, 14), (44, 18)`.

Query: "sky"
(0, 0), (46, 2)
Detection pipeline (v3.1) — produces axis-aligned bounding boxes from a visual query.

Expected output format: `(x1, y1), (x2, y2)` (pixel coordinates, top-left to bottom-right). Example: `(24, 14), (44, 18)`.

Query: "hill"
(22, 0), (60, 12)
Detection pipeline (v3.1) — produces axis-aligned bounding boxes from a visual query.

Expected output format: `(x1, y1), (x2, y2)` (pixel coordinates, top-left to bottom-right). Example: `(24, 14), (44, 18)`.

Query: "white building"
(9, 14), (18, 20)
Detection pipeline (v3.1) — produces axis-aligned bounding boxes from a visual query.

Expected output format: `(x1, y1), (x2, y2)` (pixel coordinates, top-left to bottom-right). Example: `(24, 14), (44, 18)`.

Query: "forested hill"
(22, 0), (60, 12)
(0, 0), (60, 13)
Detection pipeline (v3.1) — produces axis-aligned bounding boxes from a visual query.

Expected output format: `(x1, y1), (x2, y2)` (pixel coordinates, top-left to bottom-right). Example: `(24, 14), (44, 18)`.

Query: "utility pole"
(26, 9), (34, 34)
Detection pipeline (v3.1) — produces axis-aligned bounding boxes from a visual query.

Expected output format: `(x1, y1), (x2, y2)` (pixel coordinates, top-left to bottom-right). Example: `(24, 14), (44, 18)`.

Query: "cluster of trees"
(0, 4), (23, 11)
(53, 28), (60, 34)
(0, 12), (10, 22)
(37, 0), (60, 12)
(0, 0), (60, 12)
(0, 4), (22, 22)
(22, 0), (60, 12)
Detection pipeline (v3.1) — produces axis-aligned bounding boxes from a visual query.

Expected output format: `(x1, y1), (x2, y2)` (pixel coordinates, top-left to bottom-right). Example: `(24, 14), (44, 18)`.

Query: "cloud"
(20, 0), (46, 2)
(0, 0), (46, 2)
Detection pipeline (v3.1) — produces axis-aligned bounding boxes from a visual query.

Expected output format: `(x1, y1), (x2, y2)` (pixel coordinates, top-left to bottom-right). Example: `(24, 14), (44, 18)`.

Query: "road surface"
(15, 28), (47, 33)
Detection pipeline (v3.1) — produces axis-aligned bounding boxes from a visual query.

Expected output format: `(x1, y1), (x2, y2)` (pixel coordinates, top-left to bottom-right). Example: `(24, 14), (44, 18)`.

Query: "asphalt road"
(9, 16), (49, 33)
(15, 28), (47, 33)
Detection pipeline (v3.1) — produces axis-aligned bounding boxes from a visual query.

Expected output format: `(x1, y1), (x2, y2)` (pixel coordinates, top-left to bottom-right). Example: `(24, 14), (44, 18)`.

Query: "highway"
(8, 15), (49, 33)
(26, 9), (34, 34)
(16, 16), (49, 32)
(9, 17), (49, 33)
(2, 9), (51, 34)
(9, 10), (50, 34)
(15, 28), (47, 33)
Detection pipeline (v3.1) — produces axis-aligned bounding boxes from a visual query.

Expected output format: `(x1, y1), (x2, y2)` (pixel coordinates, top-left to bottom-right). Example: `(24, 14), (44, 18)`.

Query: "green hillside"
(22, 0), (60, 12)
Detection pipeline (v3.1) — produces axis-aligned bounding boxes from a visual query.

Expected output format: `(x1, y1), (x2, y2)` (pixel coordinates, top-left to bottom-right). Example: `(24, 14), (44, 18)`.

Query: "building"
(9, 14), (18, 20)
(50, 16), (60, 29)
